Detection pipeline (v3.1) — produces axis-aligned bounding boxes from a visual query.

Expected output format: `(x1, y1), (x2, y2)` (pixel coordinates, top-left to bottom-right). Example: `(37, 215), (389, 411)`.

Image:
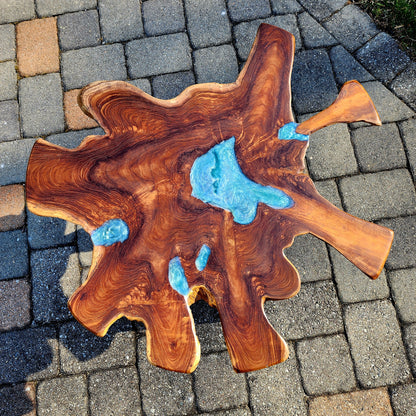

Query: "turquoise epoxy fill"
(278, 122), (309, 142)
(195, 244), (211, 271)
(190, 137), (294, 225)
(91, 218), (129, 247)
(168, 257), (191, 296)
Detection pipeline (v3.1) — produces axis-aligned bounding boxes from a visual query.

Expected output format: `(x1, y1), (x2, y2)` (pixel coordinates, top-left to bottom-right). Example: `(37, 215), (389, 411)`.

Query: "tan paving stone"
(17, 17), (59, 77)
(64, 89), (98, 130)
(0, 184), (25, 231)
(309, 388), (394, 416)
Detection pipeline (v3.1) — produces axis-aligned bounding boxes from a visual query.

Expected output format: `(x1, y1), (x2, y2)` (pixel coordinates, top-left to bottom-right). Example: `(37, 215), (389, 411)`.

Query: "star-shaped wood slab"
(26, 24), (394, 373)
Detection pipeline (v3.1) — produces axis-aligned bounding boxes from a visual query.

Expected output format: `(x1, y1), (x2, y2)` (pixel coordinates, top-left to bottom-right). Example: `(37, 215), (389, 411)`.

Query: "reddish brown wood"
(26, 24), (393, 373)
(296, 80), (382, 135)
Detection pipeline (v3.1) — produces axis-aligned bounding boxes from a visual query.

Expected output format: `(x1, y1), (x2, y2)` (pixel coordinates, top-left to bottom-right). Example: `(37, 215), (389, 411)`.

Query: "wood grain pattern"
(26, 24), (393, 373)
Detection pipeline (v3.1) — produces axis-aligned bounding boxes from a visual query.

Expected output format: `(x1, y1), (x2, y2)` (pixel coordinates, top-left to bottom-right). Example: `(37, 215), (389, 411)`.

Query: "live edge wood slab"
(26, 24), (394, 373)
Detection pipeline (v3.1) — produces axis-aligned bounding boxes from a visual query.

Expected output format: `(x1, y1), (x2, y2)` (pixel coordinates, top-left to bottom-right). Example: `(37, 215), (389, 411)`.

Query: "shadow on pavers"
(0, 215), (220, 416)
(0, 217), (129, 416)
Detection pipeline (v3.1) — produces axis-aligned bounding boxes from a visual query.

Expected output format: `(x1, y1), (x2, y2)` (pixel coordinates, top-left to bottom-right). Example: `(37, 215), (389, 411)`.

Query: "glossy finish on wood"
(26, 24), (393, 373)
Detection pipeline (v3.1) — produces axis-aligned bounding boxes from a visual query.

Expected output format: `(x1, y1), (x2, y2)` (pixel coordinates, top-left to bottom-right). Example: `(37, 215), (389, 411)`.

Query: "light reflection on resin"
(190, 137), (294, 224)
(168, 256), (190, 296)
(91, 218), (129, 247)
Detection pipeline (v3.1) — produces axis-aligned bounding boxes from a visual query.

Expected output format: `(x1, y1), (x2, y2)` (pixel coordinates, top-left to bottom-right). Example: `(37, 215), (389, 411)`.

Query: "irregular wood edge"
(78, 23), (295, 134)
(283, 181), (394, 279)
(296, 80), (382, 135)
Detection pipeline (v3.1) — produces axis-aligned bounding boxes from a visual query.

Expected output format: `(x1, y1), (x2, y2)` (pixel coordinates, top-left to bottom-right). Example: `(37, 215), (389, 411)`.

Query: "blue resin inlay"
(91, 218), (129, 247)
(278, 122), (309, 142)
(168, 257), (191, 296)
(190, 137), (294, 225)
(195, 244), (211, 271)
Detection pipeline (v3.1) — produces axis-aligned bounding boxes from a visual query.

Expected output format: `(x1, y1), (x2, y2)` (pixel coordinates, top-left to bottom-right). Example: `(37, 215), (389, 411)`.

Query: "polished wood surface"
(26, 24), (393, 373)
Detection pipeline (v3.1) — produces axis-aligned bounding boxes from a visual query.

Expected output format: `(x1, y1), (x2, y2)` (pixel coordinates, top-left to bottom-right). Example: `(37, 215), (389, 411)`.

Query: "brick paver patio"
(0, 0), (415, 415)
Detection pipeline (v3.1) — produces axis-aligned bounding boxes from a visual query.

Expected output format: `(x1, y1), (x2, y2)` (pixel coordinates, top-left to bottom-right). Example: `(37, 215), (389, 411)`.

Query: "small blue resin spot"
(190, 137), (294, 225)
(168, 257), (191, 296)
(91, 218), (129, 247)
(278, 122), (309, 142)
(195, 244), (211, 271)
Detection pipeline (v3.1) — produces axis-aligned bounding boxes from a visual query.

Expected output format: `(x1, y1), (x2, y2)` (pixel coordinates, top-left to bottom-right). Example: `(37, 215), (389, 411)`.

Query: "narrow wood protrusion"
(296, 80), (381, 135)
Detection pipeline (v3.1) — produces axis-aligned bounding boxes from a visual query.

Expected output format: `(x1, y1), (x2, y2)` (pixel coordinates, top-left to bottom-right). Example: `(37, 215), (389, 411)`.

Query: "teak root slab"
(26, 24), (394, 373)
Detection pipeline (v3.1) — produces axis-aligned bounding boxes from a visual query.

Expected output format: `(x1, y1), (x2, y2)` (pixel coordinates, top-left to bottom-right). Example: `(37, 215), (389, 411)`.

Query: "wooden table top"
(26, 24), (393, 373)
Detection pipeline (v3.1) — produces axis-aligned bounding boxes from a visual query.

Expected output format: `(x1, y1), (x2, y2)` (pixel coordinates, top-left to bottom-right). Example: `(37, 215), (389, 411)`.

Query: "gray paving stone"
(0, 0), (35, 24)
(60, 319), (135, 374)
(329, 45), (374, 85)
(379, 216), (416, 270)
(28, 211), (76, 249)
(264, 280), (343, 340)
(99, 0), (143, 42)
(247, 344), (307, 416)
(46, 127), (103, 149)
(314, 179), (342, 209)
(19, 73), (65, 137)
(0, 100), (20, 142)
(194, 44), (238, 84)
(340, 170), (416, 221)
(356, 33), (411, 83)
(227, 0), (271, 22)
(152, 71), (195, 99)
(0, 24), (15, 61)
(234, 15), (301, 61)
(0, 327), (59, 383)
(200, 408), (252, 416)
(355, 81), (414, 124)
(292, 49), (338, 115)
(284, 233), (332, 282)
(191, 299), (220, 324)
(329, 248), (390, 303)
(36, 0), (97, 17)
(37, 375), (88, 416)
(271, 0), (302, 14)
(324, 4), (379, 52)
(390, 383), (416, 416)
(128, 78), (152, 95)
(351, 124), (407, 172)
(185, 0), (231, 48)
(58, 10), (100, 51)
(143, 0), (185, 36)
(297, 0), (346, 21)
(344, 300), (411, 387)
(89, 367), (142, 416)
(0, 382), (36, 416)
(389, 268), (416, 324)
(137, 337), (195, 416)
(77, 225), (93, 267)
(305, 122), (357, 179)
(0, 60), (17, 101)
(0, 138), (36, 186)
(194, 351), (248, 412)
(391, 62), (416, 111)
(399, 119), (416, 181)
(0, 278), (31, 331)
(0, 229), (28, 280)
(297, 334), (356, 395)
(31, 246), (81, 324)
(81, 266), (89, 283)
(298, 12), (337, 48)
(195, 322), (227, 354)
(126, 33), (192, 78)
(404, 323), (416, 375)
(62, 44), (127, 90)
